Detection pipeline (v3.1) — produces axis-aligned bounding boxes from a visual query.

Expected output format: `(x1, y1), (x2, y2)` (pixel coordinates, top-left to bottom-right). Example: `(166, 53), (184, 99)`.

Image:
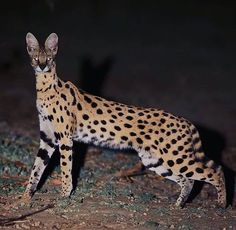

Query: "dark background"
(0, 0), (236, 149)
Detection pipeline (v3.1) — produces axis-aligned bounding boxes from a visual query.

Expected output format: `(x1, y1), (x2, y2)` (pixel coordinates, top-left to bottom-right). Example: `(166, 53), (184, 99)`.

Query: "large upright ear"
(45, 33), (58, 56)
(26, 32), (39, 56)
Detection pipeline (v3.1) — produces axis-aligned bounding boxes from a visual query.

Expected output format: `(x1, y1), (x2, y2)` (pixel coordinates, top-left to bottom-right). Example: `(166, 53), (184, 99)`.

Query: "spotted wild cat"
(24, 32), (226, 208)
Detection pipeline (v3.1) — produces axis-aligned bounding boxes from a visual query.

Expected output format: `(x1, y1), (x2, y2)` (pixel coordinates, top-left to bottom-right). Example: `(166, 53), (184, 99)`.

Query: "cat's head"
(26, 33), (58, 73)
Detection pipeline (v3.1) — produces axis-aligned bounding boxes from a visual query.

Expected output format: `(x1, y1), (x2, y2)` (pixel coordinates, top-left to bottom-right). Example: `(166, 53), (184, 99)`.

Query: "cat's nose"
(39, 63), (47, 70)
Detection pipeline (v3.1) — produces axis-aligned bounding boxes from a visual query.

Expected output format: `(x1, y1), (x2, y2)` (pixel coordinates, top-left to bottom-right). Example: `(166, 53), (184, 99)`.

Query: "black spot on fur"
(160, 118), (166, 124)
(90, 129), (96, 134)
(83, 114), (89, 120)
(167, 160), (174, 167)
(54, 132), (61, 140)
(37, 148), (50, 165)
(114, 126), (121, 131)
(121, 136), (128, 141)
(136, 137), (143, 144)
(176, 158), (184, 164)
(196, 167), (204, 173)
(154, 140), (159, 145)
(145, 158), (164, 169)
(69, 88), (77, 106)
(84, 95), (92, 103)
(61, 93), (67, 101)
(186, 171), (194, 177)
(161, 169), (173, 177)
(179, 166), (188, 173)
(115, 107), (122, 111)
(58, 80), (62, 87)
(99, 120), (106, 125)
(138, 125), (145, 129)
(61, 144), (72, 151)
(173, 150), (178, 155)
(40, 131), (54, 148)
(110, 131), (115, 136)
(101, 127), (107, 132)
(128, 109), (135, 114)
(91, 102), (98, 108)
(124, 123), (132, 128)
(130, 132), (137, 136)
(126, 116), (133, 120)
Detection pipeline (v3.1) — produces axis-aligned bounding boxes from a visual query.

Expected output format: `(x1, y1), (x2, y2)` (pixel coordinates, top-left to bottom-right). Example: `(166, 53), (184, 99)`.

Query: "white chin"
(35, 66), (50, 73)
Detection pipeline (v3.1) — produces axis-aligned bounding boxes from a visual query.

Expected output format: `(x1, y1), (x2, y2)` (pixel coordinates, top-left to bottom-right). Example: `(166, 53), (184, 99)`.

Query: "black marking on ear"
(40, 131), (54, 148)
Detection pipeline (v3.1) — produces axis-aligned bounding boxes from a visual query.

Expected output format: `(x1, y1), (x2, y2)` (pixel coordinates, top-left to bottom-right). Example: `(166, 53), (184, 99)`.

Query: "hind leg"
(165, 175), (194, 207)
(175, 177), (194, 207)
(184, 164), (226, 208)
(205, 168), (226, 208)
(147, 164), (194, 207)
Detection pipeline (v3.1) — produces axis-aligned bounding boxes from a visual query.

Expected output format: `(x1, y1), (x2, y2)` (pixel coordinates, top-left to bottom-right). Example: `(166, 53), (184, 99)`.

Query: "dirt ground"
(1, 1), (236, 229)
(0, 129), (236, 230)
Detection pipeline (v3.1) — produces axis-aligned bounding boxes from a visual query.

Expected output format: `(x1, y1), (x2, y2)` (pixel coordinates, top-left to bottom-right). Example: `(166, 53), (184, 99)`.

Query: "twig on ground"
(0, 204), (54, 226)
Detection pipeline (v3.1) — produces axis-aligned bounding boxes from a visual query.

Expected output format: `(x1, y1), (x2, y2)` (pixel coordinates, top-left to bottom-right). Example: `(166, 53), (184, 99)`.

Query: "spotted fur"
(24, 32), (226, 208)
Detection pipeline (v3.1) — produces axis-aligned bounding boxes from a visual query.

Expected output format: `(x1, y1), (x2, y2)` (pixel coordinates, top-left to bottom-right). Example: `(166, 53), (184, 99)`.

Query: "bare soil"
(0, 127), (236, 230)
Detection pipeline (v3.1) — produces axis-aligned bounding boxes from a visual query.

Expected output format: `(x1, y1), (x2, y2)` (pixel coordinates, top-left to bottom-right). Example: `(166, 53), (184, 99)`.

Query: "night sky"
(0, 0), (236, 148)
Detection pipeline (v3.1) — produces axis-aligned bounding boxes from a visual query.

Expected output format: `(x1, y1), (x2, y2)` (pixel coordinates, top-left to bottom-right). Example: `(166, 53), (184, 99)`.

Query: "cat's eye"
(47, 57), (52, 61)
(33, 57), (38, 61)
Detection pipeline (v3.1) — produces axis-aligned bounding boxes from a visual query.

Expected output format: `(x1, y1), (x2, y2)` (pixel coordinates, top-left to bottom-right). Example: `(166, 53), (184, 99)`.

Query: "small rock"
(21, 223), (30, 229)
(33, 221), (41, 227)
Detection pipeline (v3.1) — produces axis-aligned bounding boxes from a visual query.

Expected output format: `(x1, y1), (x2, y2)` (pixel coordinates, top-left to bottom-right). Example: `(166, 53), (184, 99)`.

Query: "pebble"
(21, 223), (30, 229)
(33, 221), (41, 227)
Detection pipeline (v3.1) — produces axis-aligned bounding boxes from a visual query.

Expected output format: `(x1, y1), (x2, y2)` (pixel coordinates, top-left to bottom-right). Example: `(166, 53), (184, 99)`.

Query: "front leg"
(59, 138), (73, 197)
(24, 132), (55, 198)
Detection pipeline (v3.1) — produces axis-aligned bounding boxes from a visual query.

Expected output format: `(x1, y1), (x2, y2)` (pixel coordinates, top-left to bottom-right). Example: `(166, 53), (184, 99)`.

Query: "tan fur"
(24, 33), (226, 208)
